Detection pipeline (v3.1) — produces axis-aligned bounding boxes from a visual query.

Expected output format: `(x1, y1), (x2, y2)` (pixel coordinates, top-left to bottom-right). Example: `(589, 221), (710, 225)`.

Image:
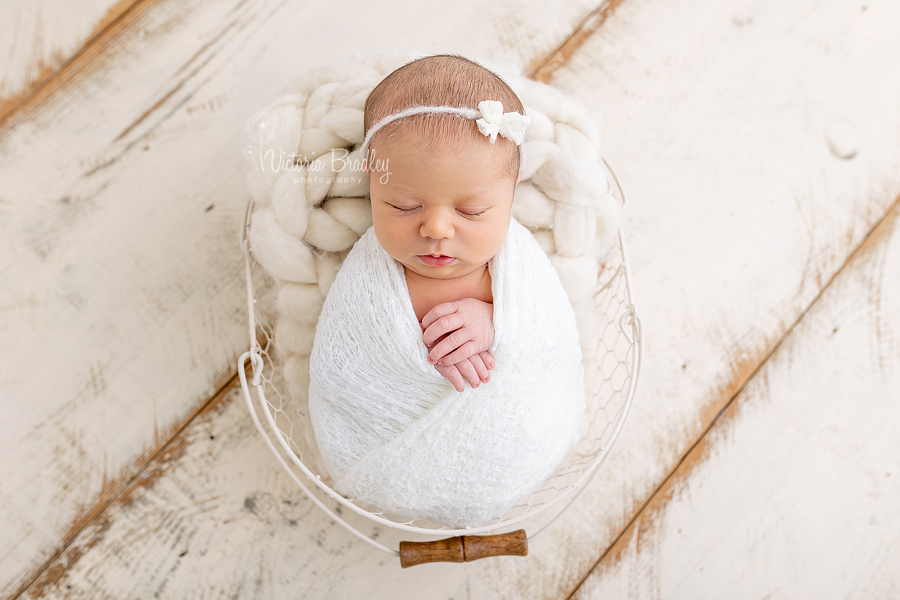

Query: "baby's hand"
(421, 298), (496, 391)
(422, 298), (495, 367)
(432, 352), (495, 393)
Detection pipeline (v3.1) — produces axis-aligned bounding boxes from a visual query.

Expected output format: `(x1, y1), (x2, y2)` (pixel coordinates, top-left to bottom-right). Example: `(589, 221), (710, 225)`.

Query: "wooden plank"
(0, 1), (138, 119)
(570, 199), (900, 599)
(533, 0), (900, 595)
(21, 385), (464, 599)
(0, 0), (605, 596)
(18, 0), (900, 598)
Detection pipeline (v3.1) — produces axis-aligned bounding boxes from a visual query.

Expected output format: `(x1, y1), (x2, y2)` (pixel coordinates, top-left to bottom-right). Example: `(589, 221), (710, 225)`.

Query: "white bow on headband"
(475, 100), (530, 145)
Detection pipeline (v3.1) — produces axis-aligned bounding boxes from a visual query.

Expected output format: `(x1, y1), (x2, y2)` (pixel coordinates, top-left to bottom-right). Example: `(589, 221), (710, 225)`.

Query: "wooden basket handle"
(399, 529), (527, 568)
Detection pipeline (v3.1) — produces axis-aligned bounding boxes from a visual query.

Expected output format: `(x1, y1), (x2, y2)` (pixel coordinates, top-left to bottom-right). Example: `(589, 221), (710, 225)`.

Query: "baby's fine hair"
(363, 54), (526, 179)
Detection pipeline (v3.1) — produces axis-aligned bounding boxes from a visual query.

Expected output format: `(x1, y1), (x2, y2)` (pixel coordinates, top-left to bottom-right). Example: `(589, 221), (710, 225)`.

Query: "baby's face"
(367, 128), (520, 285)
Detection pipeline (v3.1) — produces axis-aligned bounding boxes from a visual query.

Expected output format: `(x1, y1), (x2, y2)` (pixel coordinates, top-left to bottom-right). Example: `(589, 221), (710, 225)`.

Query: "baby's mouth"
(418, 254), (457, 266)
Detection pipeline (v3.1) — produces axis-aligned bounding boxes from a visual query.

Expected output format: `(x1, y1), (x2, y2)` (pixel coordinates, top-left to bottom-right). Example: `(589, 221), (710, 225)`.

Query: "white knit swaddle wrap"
(308, 218), (586, 528)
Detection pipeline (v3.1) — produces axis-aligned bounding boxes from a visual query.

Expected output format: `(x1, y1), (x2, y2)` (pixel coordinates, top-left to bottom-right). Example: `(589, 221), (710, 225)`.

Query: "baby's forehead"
(382, 117), (474, 146)
(377, 120), (517, 177)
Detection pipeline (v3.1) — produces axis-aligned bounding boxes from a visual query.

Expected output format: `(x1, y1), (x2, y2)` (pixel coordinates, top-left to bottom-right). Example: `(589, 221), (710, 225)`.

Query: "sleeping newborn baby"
(308, 55), (586, 528)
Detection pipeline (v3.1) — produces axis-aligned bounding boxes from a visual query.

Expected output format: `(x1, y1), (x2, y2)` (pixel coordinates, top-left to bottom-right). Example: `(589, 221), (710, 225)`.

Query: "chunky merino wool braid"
(308, 219), (586, 528)
(240, 50), (623, 519)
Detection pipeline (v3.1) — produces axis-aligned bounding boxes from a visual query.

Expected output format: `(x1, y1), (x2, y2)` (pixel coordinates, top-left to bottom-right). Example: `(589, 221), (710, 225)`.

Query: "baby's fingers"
(467, 354), (491, 383)
(427, 328), (472, 365)
(455, 359), (483, 390)
(477, 350), (496, 370)
(423, 313), (465, 347)
(435, 339), (480, 367)
(435, 363), (466, 393)
(421, 301), (460, 331)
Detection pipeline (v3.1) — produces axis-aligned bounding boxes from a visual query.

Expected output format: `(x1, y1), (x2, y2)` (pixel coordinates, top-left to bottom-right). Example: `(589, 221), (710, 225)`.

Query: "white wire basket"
(237, 155), (642, 567)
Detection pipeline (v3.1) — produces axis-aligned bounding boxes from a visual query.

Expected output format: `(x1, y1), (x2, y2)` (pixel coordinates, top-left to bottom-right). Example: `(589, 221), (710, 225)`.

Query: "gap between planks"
(0, 0), (146, 129)
(527, 0), (626, 82)
(7, 368), (240, 600)
(560, 190), (900, 600)
(4, 1), (620, 597)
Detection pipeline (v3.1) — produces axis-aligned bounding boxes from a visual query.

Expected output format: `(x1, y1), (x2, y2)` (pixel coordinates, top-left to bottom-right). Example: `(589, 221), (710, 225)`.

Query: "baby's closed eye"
(387, 203), (488, 218)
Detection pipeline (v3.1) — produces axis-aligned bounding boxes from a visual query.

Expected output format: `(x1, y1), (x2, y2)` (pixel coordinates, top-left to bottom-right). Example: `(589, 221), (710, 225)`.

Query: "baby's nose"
(421, 214), (454, 239)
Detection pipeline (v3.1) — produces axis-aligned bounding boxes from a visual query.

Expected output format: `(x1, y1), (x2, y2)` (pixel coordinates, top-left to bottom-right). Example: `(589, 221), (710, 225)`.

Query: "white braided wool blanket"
(309, 218), (585, 527)
(241, 50), (623, 527)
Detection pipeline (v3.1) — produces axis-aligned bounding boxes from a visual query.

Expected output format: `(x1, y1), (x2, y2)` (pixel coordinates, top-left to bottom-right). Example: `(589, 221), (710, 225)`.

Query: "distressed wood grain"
(22, 383), (500, 599)
(0, 0), (137, 119)
(570, 198), (900, 600)
(530, 0), (900, 596)
(16, 0), (900, 598)
(0, 0), (605, 596)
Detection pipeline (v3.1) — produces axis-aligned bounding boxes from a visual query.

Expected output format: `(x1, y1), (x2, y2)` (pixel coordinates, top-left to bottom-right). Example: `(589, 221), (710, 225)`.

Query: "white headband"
(359, 100), (530, 171)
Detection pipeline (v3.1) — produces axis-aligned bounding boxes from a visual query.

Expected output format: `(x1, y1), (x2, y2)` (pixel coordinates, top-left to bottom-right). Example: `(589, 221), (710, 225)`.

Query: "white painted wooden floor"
(1, 0), (897, 598)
